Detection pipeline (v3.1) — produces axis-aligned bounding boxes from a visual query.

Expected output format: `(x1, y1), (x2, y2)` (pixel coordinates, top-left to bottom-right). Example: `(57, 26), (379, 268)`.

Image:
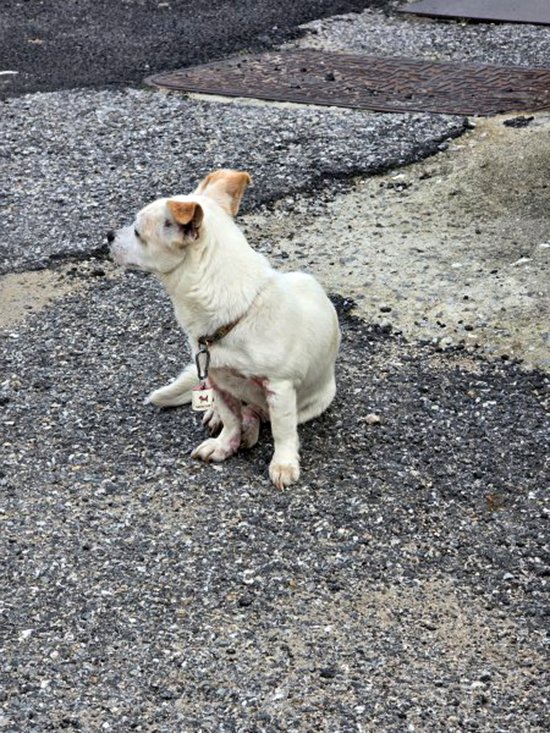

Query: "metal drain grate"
(146, 50), (550, 116)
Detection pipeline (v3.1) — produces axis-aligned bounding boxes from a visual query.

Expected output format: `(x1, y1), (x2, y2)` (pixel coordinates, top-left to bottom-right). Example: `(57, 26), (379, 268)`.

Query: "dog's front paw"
(269, 457), (300, 490)
(191, 437), (236, 463)
(146, 384), (191, 407)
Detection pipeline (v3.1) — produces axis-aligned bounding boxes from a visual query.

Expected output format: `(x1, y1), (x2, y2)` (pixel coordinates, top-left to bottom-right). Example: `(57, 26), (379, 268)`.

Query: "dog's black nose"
(106, 230), (115, 244)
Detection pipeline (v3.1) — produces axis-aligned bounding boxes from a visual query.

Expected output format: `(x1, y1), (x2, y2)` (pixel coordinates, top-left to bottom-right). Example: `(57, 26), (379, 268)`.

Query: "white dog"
(109, 169), (340, 488)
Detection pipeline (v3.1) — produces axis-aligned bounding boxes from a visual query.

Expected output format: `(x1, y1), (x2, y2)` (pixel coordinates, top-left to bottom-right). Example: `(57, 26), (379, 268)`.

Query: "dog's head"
(108, 169), (251, 274)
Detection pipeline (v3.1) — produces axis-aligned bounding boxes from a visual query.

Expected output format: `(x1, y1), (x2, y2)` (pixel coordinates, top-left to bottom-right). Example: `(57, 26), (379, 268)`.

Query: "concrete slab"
(398, 0), (550, 26)
(242, 113), (550, 370)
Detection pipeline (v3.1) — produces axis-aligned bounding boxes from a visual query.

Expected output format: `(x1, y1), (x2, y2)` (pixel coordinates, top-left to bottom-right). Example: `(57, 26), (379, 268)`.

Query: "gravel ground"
(0, 89), (465, 274)
(1, 270), (548, 732)
(293, 4), (550, 68)
(1, 5), (549, 732)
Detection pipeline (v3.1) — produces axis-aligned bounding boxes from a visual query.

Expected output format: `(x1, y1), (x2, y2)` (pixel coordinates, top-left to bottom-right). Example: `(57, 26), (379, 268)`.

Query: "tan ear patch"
(195, 169), (252, 216)
(167, 200), (202, 226)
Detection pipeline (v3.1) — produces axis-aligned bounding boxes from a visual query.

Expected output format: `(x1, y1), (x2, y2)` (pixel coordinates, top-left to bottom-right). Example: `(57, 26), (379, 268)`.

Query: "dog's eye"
(134, 228), (147, 246)
(164, 219), (172, 228)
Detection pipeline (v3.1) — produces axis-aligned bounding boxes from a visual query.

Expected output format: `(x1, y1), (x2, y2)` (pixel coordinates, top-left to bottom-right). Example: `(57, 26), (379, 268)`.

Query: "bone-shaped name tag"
(192, 384), (215, 411)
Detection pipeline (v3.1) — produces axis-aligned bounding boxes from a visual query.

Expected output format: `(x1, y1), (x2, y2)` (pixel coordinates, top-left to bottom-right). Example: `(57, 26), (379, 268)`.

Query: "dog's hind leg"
(145, 362), (198, 407)
(241, 406), (261, 449)
(191, 387), (242, 462)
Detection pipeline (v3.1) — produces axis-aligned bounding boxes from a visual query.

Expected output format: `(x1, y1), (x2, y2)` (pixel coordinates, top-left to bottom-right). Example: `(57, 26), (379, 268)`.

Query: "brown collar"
(198, 319), (240, 348)
(195, 319), (240, 381)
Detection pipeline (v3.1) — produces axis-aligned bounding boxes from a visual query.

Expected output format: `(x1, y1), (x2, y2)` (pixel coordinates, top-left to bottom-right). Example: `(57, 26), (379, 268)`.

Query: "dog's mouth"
(108, 244), (124, 266)
(109, 244), (136, 270)
(112, 254), (143, 272)
(109, 245), (153, 275)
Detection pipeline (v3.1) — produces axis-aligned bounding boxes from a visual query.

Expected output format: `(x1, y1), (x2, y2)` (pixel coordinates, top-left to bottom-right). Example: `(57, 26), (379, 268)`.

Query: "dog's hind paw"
(202, 407), (223, 434)
(191, 437), (237, 463)
(269, 459), (300, 490)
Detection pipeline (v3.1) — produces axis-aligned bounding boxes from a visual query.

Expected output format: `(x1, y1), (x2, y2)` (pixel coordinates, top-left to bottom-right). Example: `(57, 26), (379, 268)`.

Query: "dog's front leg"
(266, 380), (300, 489)
(146, 362), (198, 407)
(191, 387), (241, 463)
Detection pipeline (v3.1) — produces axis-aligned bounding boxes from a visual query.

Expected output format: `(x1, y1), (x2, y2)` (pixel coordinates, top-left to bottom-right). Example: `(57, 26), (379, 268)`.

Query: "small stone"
(439, 336), (454, 349)
(503, 115), (534, 128)
(365, 413), (381, 425)
(237, 594), (254, 607)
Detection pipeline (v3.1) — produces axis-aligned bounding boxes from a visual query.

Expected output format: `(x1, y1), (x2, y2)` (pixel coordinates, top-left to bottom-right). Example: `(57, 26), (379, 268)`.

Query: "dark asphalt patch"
(0, 0), (391, 98)
(147, 49), (550, 116)
(1, 271), (547, 731)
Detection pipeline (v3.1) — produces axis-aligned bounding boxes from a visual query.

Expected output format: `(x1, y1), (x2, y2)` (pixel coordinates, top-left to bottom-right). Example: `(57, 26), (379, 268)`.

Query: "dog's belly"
(209, 367), (269, 417)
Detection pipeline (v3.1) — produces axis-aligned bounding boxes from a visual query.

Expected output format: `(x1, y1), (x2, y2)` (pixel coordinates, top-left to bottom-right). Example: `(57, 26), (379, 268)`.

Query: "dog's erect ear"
(195, 169), (251, 217)
(167, 200), (203, 227)
(167, 200), (204, 243)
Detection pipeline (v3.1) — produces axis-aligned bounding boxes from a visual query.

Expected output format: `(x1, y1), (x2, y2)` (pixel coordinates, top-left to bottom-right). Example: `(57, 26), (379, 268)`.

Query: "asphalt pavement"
(1, 2), (549, 732)
(0, 91), (465, 274)
(0, 0), (390, 97)
(2, 275), (547, 732)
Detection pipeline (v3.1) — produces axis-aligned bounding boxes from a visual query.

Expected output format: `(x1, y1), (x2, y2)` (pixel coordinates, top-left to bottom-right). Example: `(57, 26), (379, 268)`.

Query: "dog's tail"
(297, 372), (337, 425)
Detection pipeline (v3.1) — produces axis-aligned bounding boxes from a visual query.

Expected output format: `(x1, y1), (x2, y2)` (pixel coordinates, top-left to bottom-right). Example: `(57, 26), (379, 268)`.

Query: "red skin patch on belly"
(210, 372), (271, 420)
